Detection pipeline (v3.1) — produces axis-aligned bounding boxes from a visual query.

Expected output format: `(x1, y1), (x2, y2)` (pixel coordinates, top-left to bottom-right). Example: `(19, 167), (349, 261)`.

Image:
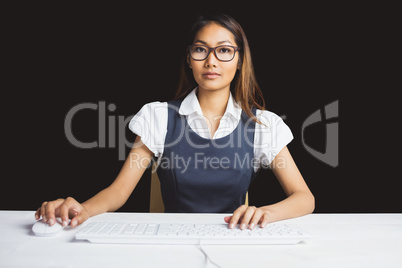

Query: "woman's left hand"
(224, 205), (270, 230)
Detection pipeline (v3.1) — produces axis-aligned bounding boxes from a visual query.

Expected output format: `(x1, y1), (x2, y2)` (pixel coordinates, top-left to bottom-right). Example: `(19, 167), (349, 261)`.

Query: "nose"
(204, 50), (218, 68)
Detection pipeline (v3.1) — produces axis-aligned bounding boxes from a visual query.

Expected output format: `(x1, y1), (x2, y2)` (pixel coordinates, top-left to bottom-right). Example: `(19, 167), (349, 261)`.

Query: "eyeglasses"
(188, 45), (240, 62)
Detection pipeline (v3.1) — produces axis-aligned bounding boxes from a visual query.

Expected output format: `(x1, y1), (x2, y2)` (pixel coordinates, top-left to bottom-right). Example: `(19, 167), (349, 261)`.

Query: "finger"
(45, 201), (56, 225)
(35, 208), (41, 220)
(71, 208), (80, 218)
(62, 197), (82, 219)
(59, 197), (88, 228)
(239, 206), (257, 230)
(228, 205), (248, 229)
(259, 212), (270, 228)
(70, 210), (89, 228)
(44, 199), (65, 226)
(59, 197), (80, 225)
(40, 202), (48, 222)
(59, 203), (70, 227)
(249, 208), (264, 230)
(224, 216), (232, 223)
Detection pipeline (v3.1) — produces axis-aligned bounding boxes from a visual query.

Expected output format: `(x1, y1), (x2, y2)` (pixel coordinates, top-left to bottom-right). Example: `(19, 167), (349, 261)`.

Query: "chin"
(197, 81), (229, 92)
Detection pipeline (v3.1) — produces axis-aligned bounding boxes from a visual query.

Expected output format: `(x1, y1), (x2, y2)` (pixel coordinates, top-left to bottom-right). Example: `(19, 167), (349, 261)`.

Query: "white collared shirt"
(129, 88), (293, 172)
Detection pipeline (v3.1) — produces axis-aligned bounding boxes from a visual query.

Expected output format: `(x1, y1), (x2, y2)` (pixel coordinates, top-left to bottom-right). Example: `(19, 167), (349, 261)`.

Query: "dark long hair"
(175, 13), (266, 124)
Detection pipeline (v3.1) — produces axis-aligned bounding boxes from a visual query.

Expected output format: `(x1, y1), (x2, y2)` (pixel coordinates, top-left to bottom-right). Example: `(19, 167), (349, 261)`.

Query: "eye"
(193, 46), (207, 53)
(217, 47), (232, 53)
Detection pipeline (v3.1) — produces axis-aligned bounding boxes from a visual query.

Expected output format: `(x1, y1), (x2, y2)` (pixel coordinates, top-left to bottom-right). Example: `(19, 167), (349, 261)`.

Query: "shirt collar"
(179, 87), (242, 119)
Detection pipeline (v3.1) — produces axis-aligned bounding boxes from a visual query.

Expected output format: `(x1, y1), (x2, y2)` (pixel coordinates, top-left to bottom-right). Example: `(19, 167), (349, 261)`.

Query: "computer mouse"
(32, 219), (64, 236)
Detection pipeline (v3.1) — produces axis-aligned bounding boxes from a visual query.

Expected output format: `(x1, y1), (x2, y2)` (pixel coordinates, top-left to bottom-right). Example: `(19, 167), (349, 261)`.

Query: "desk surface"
(1, 211), (401, 268)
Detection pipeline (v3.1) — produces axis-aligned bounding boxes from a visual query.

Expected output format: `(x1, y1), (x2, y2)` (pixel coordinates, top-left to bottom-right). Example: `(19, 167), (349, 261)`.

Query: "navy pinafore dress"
(156, 99), (257, 213)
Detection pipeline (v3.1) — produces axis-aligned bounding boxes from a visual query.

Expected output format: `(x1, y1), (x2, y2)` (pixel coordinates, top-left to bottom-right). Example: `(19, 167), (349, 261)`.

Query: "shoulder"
(137, 101), (168, 113)
(128, 101), (168, 129)
(254, 108), (294, 166)
(135, 100), (185, 113)
(255, 108), (287, 129)
(128, 101), (169, 157)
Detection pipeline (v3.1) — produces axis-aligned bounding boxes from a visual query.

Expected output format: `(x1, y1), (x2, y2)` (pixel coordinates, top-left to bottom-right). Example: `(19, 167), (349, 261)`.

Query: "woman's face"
(188, 22), (239, 93)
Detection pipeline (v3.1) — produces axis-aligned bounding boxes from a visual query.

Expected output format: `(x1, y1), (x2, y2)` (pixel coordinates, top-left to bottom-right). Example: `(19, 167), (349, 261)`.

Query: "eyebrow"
(194, 39), (233, 45)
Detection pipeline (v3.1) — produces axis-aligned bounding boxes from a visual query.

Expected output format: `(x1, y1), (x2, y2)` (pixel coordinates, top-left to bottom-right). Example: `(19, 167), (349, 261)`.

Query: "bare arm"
(35, 136), (154, 227)
(225, 146), (315, 229)
(81, 136), (154, 216)
(261, 146), (315, 222)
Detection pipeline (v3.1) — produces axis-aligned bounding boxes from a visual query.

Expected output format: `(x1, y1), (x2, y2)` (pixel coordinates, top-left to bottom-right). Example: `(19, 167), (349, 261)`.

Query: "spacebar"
(85, 237), (301, 245)
(86, 237), (200, 244)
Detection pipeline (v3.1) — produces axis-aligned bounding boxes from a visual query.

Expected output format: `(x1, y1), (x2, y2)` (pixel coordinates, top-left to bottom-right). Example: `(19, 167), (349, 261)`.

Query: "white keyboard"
(75, 221), (311, 245)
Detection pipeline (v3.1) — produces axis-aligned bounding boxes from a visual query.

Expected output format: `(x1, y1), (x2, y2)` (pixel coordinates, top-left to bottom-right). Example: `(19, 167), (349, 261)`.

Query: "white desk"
(0, 211), (401, 268)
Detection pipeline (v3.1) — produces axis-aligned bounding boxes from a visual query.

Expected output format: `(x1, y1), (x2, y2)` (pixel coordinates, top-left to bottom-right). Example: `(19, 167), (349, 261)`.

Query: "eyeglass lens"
(190, 45), (236, 61)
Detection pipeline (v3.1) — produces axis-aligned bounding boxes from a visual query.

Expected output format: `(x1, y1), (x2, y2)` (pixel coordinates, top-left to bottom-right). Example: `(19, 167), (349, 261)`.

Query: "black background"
(2, 3), (399, 213)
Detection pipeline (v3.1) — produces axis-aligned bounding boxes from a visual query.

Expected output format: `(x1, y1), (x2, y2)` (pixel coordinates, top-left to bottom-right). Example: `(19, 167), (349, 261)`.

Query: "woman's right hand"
(34, 197), (89, 228)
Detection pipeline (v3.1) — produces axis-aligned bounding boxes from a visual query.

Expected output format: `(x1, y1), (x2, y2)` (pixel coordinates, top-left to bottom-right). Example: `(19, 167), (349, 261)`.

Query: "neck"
(197, 86), (230, 117)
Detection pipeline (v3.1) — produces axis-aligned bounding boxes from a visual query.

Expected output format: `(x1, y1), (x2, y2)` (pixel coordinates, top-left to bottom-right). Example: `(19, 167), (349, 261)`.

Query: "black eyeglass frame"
(188, 44), (241, 62)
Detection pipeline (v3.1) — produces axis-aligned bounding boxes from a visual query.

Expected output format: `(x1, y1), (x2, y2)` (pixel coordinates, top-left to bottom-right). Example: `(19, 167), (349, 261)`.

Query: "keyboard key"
(75, 222), (311, 245)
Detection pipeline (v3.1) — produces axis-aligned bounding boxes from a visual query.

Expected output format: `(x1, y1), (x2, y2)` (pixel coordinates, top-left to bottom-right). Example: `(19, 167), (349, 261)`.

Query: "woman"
(36, 14), (314, 230)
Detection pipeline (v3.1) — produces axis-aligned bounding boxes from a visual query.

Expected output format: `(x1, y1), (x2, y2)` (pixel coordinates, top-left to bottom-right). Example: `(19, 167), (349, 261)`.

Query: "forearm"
(81, 185), (129, 218)
(261, 191), (315, 223)
(81, 136), (153, 218)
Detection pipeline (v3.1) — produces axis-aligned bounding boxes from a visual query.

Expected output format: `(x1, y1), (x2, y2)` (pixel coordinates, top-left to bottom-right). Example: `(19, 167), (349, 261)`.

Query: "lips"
(203, 72), (221, 79)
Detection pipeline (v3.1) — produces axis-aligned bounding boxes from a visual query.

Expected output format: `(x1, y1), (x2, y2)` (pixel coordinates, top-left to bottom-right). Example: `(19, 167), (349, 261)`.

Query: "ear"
(237, 54), (242, 70)
(187, 54), (192, 69)
(237, 59), (242, 70)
